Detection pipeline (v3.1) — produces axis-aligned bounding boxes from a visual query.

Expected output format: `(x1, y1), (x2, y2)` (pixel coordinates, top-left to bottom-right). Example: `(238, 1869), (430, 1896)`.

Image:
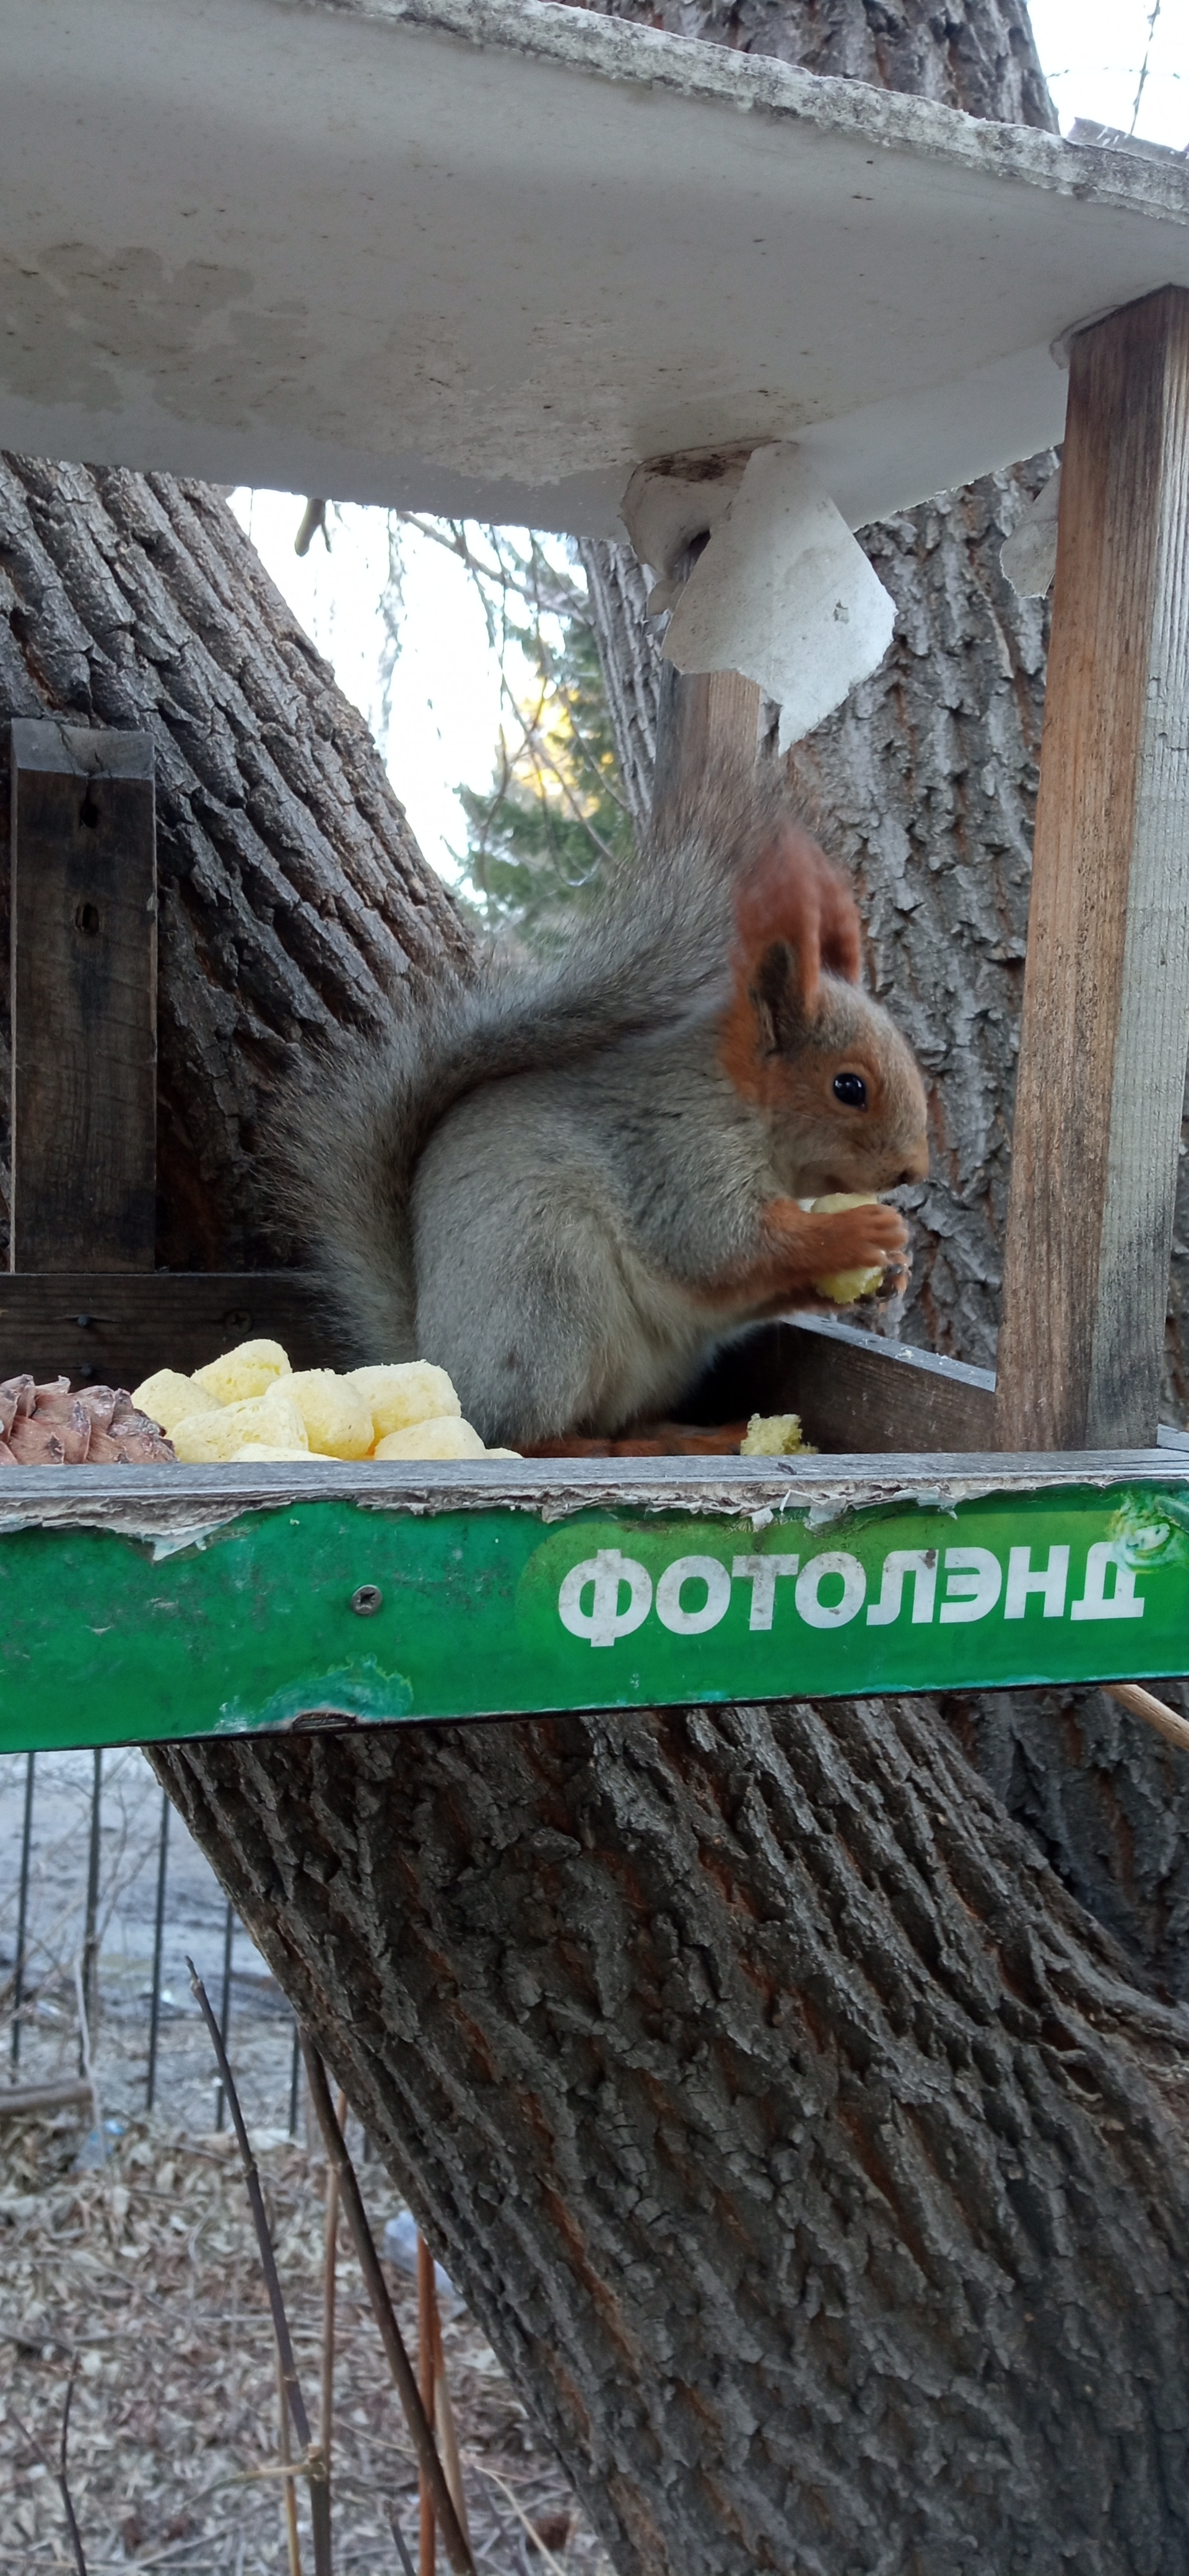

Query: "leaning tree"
(6, 5), (1189, 2568)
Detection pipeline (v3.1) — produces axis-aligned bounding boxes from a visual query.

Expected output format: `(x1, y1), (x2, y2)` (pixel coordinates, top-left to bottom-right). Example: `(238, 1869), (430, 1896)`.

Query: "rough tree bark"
(9, 8), (1189, 2568)
(0, 456), (467, 1271)
(157, 1692), (1189, 2576)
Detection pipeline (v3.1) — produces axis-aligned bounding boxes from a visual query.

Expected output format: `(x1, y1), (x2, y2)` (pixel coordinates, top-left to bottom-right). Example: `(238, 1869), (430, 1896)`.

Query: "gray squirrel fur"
(289, 783), (929, 1446)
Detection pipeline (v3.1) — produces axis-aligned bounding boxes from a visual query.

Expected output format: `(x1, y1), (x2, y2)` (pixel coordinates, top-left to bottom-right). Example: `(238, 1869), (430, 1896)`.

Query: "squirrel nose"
(898, 1144), (930, 1184)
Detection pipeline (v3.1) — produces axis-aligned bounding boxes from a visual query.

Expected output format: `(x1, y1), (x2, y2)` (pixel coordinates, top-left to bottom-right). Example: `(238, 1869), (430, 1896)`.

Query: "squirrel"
(290, 782), (929, 1447)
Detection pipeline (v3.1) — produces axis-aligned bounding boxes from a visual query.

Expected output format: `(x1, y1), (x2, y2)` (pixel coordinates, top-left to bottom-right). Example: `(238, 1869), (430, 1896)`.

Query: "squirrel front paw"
(806, 1199), (907, 1270)
(725, 1193), (913, 1315)
(806, 1198), (910, 1304)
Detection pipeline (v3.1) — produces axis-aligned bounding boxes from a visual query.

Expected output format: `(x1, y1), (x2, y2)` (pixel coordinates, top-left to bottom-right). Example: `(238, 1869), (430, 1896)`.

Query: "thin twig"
(418, 2234), (437, 2576)
(1131, 0), (1162, 135)
(298, 2036), (476, 2576)
(71, 1955), (103, 2159)
(425, 2256), (470, 2550)
(9, 2370), (88, 2576)
(462, 2456), (570, 2576)
(320, 2087), (349, 2525)
(492, 669), (621, 867)
(394, 515), (587, 625)
(1105, 1679), (1189, 1751)
(58, 2367), (89, 2576)
(388, 2506), (417, 2576)
(186, 1958), (333, 2576)
(277, 2338), (303, 2576)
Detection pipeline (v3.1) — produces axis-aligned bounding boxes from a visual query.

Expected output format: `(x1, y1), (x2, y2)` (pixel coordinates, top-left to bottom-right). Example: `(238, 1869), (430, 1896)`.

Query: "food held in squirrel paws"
(740, 1412), (816, 1458)
(810, 1194), (894, 1305)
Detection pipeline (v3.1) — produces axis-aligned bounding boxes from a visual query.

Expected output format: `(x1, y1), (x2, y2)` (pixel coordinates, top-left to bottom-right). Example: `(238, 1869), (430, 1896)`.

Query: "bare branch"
(9, 2369), (88, 2576)
(186, 1957), (333, 2576)
(298, 2035), (476, 2576)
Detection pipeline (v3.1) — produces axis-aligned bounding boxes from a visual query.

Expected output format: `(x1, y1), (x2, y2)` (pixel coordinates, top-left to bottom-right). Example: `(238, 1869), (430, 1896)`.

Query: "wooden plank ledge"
(0, 1272), (331, 1386)
(0, 1448), (1185, 1752)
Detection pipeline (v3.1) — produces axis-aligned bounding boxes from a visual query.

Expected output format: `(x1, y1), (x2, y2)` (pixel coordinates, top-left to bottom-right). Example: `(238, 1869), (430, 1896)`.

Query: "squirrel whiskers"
(286, 783), (929, 1446)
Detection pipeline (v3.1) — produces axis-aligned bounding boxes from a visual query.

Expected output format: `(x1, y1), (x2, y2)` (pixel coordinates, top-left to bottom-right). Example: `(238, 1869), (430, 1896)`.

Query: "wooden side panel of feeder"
(0, 1270), (329, 1388)
(686, 1315), (997, 1453)
(9, 722), (157, 1273)
(996, 287), (1189, 1451)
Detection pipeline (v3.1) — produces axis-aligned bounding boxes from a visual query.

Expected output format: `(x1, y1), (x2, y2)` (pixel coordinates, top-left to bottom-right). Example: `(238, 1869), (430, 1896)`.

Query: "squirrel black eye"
(832, 1072), (868, 1109)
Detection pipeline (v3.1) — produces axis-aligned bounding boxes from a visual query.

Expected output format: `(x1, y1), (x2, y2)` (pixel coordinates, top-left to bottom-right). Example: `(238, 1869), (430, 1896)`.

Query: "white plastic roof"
(4, 0), (1189, 534)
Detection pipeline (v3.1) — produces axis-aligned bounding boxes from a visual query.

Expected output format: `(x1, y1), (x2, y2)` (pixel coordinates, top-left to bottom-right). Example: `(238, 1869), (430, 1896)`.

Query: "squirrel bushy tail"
(285, 778), (798, 1363)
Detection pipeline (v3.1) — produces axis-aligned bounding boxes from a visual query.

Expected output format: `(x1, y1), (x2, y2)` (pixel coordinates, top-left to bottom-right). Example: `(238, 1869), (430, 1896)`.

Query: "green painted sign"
(1, 1477), (1187, 1752)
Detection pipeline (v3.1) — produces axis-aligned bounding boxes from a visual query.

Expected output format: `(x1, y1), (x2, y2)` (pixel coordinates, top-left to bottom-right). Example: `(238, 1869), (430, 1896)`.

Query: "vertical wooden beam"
(649, 536), (762, 819)
(10, 720), (157, 1272)
(996, 287), (1189, 1452)
(651, 664), (762, 817)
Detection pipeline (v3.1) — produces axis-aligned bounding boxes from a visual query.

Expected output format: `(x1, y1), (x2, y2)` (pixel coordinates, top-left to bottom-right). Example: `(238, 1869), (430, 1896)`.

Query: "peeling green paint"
(2, 1482), (1188, 1753)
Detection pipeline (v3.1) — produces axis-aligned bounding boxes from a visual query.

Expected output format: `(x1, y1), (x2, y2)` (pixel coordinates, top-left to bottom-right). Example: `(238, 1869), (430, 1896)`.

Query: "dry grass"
(0, 2110), (612, 2575)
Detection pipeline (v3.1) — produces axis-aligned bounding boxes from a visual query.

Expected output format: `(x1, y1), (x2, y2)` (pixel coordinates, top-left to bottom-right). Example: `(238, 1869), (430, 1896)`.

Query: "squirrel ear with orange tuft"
(733, 820), (861, 1015)
(749, 936), (809, 1056)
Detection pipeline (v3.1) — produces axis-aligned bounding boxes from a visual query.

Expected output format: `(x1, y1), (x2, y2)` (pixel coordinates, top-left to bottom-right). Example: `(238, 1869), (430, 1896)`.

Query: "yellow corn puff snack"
(346, 1362), (461, 1440)
(172, 1383), (308, 1464)
(192, 1339), (292, 1405)
(231, 1443), (315, 1463)
(740, 1412), (816, 1458)
(284, 1370), (373, 1460)
(373, 1416), (486, 1461)
(810, 1193), (886, 1304)
(131, 1368), (220, 1433)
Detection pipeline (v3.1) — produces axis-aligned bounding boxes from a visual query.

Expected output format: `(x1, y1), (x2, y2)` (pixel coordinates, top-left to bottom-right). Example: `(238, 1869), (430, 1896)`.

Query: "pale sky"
(231, 0), (1188, 885)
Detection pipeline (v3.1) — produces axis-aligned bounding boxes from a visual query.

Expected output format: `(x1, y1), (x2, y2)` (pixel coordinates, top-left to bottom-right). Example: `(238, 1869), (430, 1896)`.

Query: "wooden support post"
(10, 721), (157, 1273)
(649, 536), (762, 817)
(651, 664), (762, 816)
(996, 287), (1189, 1451)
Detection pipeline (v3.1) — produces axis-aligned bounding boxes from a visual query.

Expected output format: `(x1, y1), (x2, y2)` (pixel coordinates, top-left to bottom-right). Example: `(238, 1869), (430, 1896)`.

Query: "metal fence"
(1, 1744), (309, 2141)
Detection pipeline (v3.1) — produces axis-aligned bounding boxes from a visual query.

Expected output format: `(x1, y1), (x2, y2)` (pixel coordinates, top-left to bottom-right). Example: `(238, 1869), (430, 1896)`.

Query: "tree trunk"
(9, 9), (1189, 2564)
(155, 1693), (1189, 2576)
(0, 455), (468, 1272)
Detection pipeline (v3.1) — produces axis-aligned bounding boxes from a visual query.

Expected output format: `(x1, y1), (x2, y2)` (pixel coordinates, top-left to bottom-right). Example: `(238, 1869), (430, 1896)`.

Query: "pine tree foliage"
(458, 604), (637, 939)
(391, 516), (638, 939)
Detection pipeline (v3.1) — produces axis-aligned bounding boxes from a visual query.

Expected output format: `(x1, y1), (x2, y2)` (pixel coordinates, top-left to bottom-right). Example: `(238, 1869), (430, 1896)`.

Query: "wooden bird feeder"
(4, 0), (1189, 1753)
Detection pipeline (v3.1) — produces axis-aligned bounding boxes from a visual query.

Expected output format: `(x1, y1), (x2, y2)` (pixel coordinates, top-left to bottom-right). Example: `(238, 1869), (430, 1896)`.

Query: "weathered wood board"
(0, 1271), (330, 1388)
(4, 0), (1189, 531)
(2, 1453), (1186, 1753)
(10, 723), (156, 1272)
(996, 289), (1189, 1451)
(697, 1315), (998, 1453)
